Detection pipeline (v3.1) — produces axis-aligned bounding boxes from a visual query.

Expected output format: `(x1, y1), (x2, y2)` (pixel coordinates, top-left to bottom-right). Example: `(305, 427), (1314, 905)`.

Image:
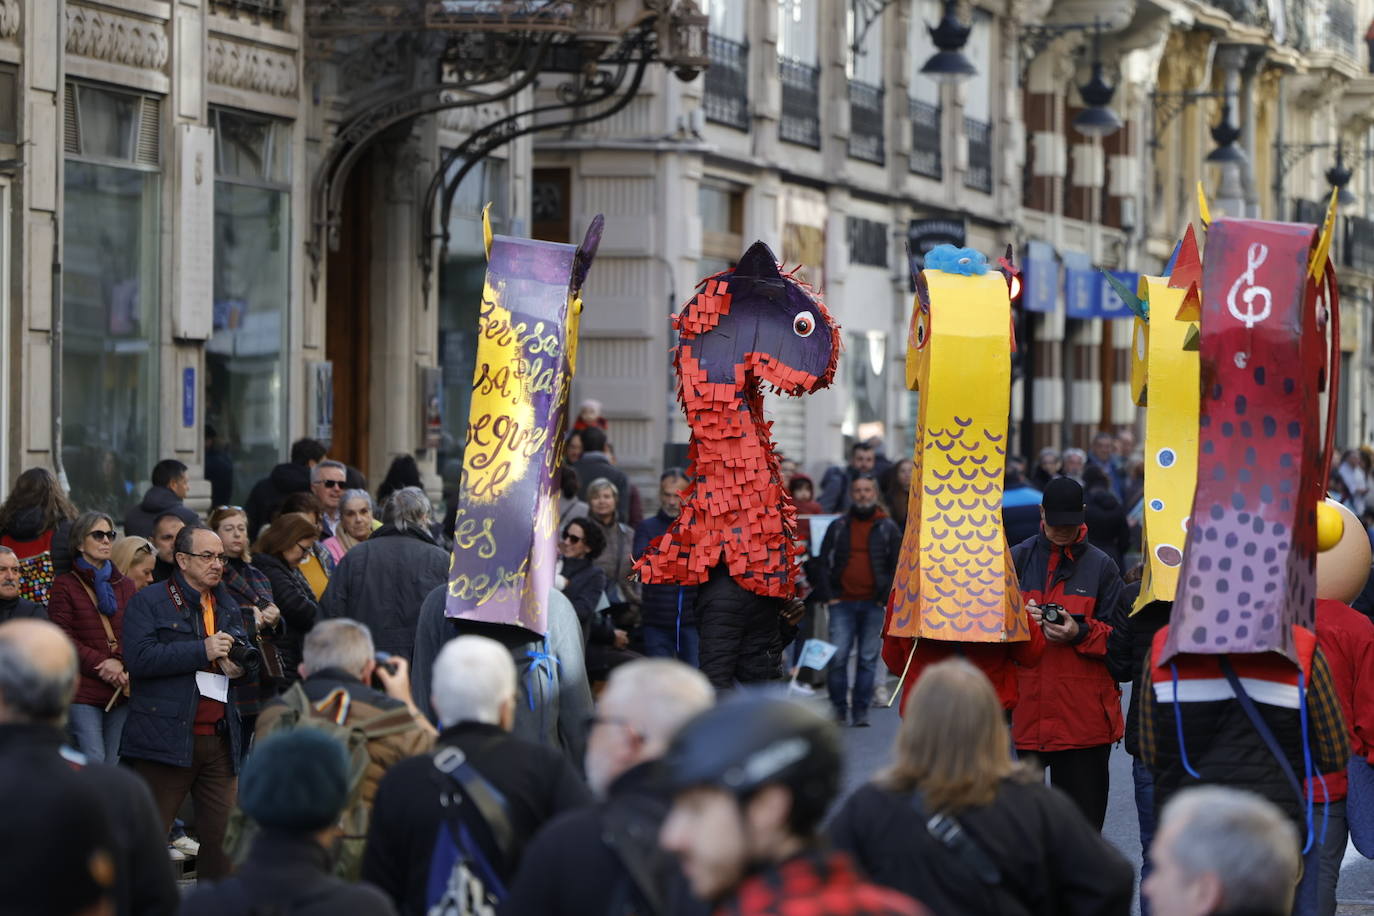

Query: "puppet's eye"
(793, 311), (815, 337)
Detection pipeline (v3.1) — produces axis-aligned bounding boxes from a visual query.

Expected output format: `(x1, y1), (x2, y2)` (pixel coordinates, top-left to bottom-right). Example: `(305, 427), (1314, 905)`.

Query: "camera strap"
(910, 790), (1002, 886)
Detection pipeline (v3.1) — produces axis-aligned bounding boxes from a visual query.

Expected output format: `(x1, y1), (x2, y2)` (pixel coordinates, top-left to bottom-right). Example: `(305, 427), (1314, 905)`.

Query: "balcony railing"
(909, 98), (941, 179)
(964, 117), (993, 193)
(704, 35), (749, 131)
(1346, 216), (1374, 273)
(847, 80), (884, 164)
(779, 57), (821, 149)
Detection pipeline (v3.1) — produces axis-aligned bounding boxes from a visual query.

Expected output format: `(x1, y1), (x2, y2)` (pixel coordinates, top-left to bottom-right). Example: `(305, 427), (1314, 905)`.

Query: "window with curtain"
(206, 107), (292, 507)
(62, 83), (162, 515)
(963, 10), (994, 192)
(777, 0), (818, 63)
(908, 0), (943, 177)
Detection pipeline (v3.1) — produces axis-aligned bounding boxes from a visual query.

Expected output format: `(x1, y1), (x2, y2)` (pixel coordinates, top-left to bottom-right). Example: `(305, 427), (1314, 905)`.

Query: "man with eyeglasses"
(120, 524), (257, 879)
(0, 546), (43, 623)
(311, 460), (348, 539)
(503, 659), (714, 916)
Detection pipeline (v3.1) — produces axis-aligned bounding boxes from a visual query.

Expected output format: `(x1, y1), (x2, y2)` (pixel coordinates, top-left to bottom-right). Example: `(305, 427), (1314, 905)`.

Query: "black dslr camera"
(1039, 603), (1068, 625)
(227, 635), (260, 669)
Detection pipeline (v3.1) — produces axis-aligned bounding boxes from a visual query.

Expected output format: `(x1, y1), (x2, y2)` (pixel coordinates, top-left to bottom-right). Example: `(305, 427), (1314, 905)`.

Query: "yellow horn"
(1196, 181), (1212, 227)
(482, 202), (494, 260)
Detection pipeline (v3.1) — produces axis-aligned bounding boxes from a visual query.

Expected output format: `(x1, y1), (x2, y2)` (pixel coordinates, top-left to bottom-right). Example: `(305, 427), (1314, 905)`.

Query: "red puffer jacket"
(1010, 528), (1125, 752)
(1310, 598), (1374, 801)
(47, 566), (137, 707)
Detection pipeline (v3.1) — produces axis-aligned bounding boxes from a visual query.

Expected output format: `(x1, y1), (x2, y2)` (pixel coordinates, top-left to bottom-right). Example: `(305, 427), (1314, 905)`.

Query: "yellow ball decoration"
(1316, 501), (1345, 553)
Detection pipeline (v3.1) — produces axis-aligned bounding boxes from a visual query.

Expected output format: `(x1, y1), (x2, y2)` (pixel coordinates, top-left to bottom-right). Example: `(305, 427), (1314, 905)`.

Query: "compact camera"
(1039, 603), (1068, 625)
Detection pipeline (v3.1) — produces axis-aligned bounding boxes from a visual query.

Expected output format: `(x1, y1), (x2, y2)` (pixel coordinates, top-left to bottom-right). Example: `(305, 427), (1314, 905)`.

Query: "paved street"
(833, 685), (1374, 915)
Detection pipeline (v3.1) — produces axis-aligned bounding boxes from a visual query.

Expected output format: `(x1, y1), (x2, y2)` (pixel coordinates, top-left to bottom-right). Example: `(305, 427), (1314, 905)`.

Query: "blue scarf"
(76, 556), (118, 617)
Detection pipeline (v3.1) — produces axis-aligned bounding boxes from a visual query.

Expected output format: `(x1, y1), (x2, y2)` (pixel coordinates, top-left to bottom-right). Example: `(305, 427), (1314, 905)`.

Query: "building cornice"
(66, 4), (169, 73)
(207, 36), (298, 98)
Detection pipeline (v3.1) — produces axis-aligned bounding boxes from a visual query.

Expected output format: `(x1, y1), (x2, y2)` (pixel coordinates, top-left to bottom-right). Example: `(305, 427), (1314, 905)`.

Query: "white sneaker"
(168, 845), (187, 862)
(171, 835), (200, 856)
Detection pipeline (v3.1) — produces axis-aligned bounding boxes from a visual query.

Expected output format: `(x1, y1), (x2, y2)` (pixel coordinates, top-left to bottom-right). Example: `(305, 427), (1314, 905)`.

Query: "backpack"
(424, 745), (516, 916)
(225, 682), (419, 880)
(1, 530), (56, 605)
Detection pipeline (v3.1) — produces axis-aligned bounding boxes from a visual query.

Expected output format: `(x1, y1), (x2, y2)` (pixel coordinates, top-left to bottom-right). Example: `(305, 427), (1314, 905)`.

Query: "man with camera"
(254, 619), (435, 814)
(120, 525), (260, 879)
(1009, 477), (1125, 831)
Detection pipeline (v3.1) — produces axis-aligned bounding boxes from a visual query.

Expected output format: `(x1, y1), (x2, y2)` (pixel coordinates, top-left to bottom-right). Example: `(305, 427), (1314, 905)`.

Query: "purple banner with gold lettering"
(444, 215), (602, 636)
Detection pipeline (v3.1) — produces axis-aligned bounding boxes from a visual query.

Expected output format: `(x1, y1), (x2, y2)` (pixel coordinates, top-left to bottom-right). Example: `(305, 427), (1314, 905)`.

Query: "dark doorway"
(325, 156), (372, 478)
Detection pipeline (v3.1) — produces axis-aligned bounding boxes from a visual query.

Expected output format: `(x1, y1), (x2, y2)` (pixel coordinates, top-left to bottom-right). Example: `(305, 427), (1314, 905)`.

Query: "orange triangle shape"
(1175, 283), (1201, 321)
(1168, 224), (1202, 290)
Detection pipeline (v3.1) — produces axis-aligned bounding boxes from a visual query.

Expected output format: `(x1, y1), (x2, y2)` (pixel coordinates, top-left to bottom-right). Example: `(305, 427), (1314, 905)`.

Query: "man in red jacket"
(1010, 477), (1124, 830)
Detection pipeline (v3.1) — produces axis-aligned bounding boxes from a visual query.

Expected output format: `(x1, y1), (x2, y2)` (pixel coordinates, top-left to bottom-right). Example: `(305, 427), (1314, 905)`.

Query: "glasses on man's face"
(87, 530), (116, 543)
(561, 532), (583, 544)
(177, 551), (227, 565)
(319, 480), (345, 489)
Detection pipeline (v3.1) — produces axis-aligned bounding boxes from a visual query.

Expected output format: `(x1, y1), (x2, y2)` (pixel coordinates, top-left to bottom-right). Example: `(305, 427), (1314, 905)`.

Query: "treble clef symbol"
(1227, 243), (1272, 329)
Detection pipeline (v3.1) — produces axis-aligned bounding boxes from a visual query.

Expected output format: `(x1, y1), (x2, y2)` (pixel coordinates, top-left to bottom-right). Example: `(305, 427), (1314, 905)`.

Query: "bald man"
(0, 619), (177, 916)
(502, 659), (715, 916)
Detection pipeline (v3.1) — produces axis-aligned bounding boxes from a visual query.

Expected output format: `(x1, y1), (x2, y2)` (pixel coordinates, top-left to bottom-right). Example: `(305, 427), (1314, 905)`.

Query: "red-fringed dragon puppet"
(635, 241), (839, 688)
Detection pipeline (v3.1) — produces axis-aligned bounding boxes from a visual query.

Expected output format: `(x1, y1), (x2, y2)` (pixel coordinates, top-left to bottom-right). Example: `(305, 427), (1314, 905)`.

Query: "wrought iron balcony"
(964, 117), (992, 193)
(847, 80), (884, 165)
(704, 35), (749, 131)
(779, 57), (821, 149)
(909, 98), (941, 179)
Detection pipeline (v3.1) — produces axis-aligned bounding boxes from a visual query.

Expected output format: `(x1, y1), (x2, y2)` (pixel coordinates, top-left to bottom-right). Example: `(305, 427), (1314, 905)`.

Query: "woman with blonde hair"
(828, 660), (1133, 915)
(110, 536), (156, 589)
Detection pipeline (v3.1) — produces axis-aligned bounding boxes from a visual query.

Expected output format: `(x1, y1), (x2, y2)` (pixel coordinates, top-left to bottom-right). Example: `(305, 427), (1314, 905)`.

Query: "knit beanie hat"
(239, 729), (350, 831)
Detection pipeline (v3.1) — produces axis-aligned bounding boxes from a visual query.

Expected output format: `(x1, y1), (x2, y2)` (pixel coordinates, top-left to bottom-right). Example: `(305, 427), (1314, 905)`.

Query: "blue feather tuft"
(925, 245), (989, 276)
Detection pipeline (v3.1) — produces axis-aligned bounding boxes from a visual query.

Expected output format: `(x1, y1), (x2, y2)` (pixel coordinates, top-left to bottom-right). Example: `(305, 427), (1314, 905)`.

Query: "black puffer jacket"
(251, 553), (319, 681)
(815, 508), (902, 604)
(696, 564), (796, 690)
(1104, 588), (1170, 757)
(245, 462), (313, 539)
(123, 486), (200, 539)
(828, 780), (1134, 916)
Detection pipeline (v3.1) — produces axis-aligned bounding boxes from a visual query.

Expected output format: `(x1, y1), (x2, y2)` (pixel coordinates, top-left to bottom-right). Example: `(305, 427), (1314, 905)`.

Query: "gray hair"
(601, 659), (713, 749)
(381, 486), (432, 532)
(1061, 447), (1087, 463)
(311, 459), (347, 483)
(431, 636), (516, 727)
(0, 546), (15, 561)
(586, 477), (620, 501)
(69, 511), (116, 558)
(340, 489), (374, 514)
(302, 619), (375, 677)
(0, 629), (76, 724)
(1157, 787), (1299, 914)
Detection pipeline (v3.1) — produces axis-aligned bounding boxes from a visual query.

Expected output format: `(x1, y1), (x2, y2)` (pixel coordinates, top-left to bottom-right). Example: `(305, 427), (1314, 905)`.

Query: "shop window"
(206, 108), (292, 506)
(62, 83), (162, 514)
(699, 183), (744, 278)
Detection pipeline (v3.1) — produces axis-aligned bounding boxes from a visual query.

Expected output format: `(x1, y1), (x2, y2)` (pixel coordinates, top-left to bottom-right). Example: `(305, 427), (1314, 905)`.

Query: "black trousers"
(697, 566), (794, 690)
(1021, 744), (1113, 830)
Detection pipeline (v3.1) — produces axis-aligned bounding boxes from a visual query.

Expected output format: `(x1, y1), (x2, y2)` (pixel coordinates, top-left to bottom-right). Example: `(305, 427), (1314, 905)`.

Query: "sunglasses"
(319, 480), (345, 489)
(87, 530), (116, 542)
(561, 532), (583, 544)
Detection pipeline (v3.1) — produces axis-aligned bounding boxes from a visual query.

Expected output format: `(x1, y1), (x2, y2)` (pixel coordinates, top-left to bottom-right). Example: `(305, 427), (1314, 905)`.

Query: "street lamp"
(1326, 143), (1357, 208)
(919, 0), (976, 83)
(1204, 101), (1245, 163)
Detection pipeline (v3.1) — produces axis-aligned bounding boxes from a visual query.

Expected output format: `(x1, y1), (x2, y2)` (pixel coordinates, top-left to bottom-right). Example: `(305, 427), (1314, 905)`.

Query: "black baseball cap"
(1042, 477), (1085, 527)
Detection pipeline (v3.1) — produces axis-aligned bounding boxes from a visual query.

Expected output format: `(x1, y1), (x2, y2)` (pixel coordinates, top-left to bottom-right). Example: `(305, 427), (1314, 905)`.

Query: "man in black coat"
(814, 475), (902, 726)
(319, 487), (449, 659)
(0, 546), (45, 621)
(0, 617), (178, 916)
(633, 470), (699, 665)
(572, 427), (631, 523)
(124, 459), (201, 538)
(363, 635), (591, 915)
(501, 658), (714, 916)
(179, 729), (396, 916)
(245, 437), (327, 539)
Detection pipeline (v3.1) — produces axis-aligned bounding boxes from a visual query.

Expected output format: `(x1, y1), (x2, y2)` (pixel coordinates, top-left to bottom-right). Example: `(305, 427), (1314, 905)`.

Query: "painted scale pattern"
(635, 242), (841, 598)
(887, 268), (1028, 642)
(1164, 219), (1327, 664)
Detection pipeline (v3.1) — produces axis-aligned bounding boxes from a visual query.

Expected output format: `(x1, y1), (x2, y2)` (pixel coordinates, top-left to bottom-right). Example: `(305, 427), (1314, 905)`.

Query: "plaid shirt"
(720, 850), (929, 916)
(1138, 645), (1349, 774)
